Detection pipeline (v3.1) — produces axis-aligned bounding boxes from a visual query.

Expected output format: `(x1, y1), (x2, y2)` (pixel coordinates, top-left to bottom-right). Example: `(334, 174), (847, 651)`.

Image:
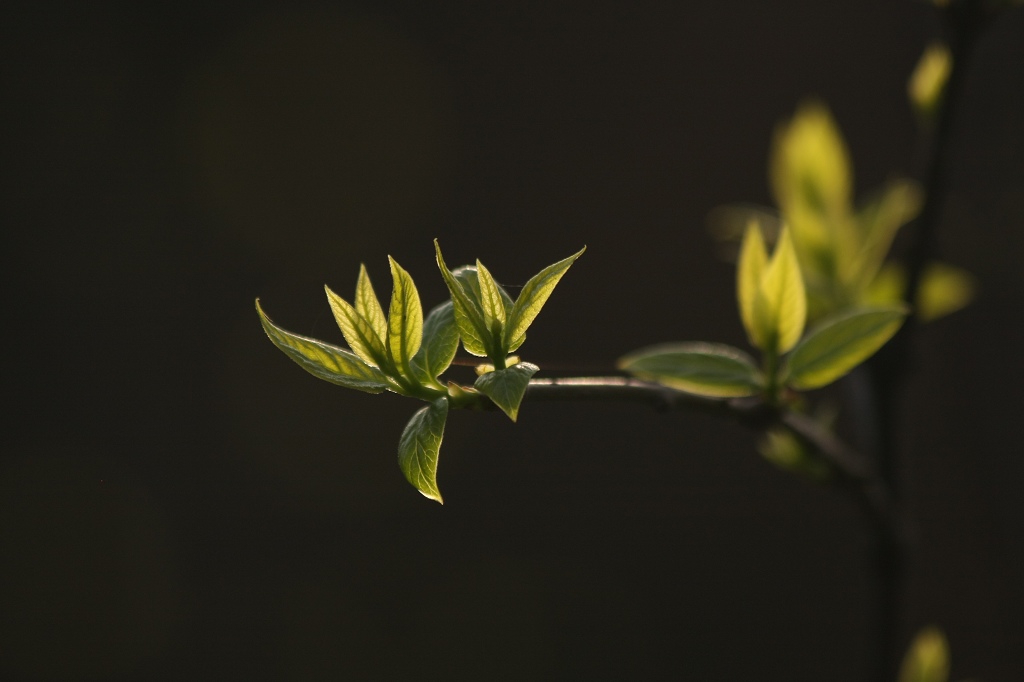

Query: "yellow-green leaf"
(783, 306), (906, 390)
(355, 264), (388, 343)
(618, 342), (763, 398)
(504, 246), (585, 349)
(397, 398), (448, 504)
(737, 220), (769, 347)
(770, 100), (852, 221)
(324, 284), (388, 369)
(898, 627), (949, 682)
(755, 228), (807, 354)
(917, 263), (975, 322)
(475, 259), (507, 340)
(256, 299), (390, 393)
(411, 301), (459, 383)
(909, 43), (952, 122)
(385, 257), (423, 374)
(435, 241), (490, 357)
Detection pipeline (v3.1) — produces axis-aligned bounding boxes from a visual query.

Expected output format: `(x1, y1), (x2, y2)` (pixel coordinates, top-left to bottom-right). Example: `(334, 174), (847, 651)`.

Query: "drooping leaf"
(435, 242), (490, 357)
(256, 299), (390, 393)
(324, 284), (388, 368)
(411, 301), (460, 382)
(783, 306), (907, 390)
(898, 627), (949, 682)
(397, 398), (449, 504)
(754, 228), (807, 354)
(504, 246), (585, 348)
(475, 259), (507, 341)
(737, 221), (769, 347)
(385, 256), (423, 374)
(355, 264), (388, 342)
(474, 361), (539, 421)
(618, 342), (763, 398)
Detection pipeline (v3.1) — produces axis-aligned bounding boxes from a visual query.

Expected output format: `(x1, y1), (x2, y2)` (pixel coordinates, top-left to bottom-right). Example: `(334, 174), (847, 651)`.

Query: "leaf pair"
(435, 240), (584, 420)
(620, 222), (906, 399)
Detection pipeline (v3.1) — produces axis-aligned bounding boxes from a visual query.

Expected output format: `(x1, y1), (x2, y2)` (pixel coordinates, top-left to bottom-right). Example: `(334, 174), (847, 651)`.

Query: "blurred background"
(2, 1), (1023, 680)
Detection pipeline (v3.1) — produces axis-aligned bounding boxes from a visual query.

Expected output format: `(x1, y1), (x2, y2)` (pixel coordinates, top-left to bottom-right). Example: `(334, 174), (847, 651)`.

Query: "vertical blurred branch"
(866, 2), (995, 680)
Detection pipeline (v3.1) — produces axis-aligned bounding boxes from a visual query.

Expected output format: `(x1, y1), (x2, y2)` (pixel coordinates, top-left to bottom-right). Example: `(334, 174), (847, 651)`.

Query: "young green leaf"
(355, 264), (388, 342)
(256, 299), (390, 393)
(324, 284), (388, 369)
(618, 342), (763, 398)
(898, 627), (949, 682)
(475, 259), (507, 335)
(754, 228), (807, 354)
(411, 301), (460, 383)
(737, 221), (769, 347)
(474, 361), (539, 421)
(397, 397), (449, 504)
(504, 246), (586, 349)
(385, 256), (423, 375)
(435, 241), (490, 357)
(783, 306), (907, 390)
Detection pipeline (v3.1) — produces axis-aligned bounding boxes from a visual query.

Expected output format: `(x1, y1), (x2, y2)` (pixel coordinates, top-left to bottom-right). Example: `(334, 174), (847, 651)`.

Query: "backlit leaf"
(475, 259), (507, 340)
(397, 398), (449, 504)
(435, 241), (490, 357)
(504, 246), (585, 348)
(898, 627), (949, 682)
(618, 342), (763, 398)
(474, 361), (539, 421)
(355, 264), (388, 342)
(755, 228), (807, 354)
(909, 43), (952, 121)
(324, 284), (388, 368)
(738, 221), (769, 348)
(385, 257), (423, 373)
(783, 306), (906, 390)
(917, 263), (975, 322)
(256, 299), (390, 393)
(412, 301), (459, 382)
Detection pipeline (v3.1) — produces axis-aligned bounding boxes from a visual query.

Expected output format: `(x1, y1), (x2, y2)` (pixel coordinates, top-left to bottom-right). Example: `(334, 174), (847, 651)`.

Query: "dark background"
(3, 1), (1024, 680)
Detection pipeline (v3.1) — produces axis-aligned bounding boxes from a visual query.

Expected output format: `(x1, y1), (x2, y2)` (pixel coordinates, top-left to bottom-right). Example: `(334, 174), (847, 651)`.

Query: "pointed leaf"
(474, 362), (539, 421)
(435, 241), (490, 357)
(618, 342), (763, 398)
(411, 301), (460, 382)
(475, 259), (507, 338)
(504, 246), (585, 348)
(324, 284), (388, 368)
(783, 306), (907, 390)
(898, 627), (949, 682)
(737, 221), (769, 347)
(754, 228), (806, 354)
(256, 299), (390, 393)
(454, 265), (520, 354)
(386, 256), (423, 373)
(397, 398), (448, 504)
(355, 264), (388, 342)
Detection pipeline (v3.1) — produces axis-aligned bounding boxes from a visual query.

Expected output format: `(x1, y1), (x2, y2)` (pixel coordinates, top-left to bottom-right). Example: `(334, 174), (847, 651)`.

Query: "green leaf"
(737, 221), (769, 347)
(783, 306), (907, 390)
(453, 264), (521, 355)
(618, 342), (763, 398)
(898, 627), (949, 682)
(355, 264), (388, 342)
(397, 398), (449, 504)
(435, 241), (490, 357)
(917, 262), (975, 322)
(853, 180), (922, 286)
(504, 246), (585, 349)
(475, 259), (507, 344)
(385, 256), (423, 375)
(474, 361), (539, 421)
(754, 227), (807, 354)
(411, 301), (459, 382)
(908, 43), (952, 122)
(256, 299), (390, 393)
(324, 284), (388, 369)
